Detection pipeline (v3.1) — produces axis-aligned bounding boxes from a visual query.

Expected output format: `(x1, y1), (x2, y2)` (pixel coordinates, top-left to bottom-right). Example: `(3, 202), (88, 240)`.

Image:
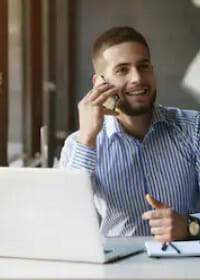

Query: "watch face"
(189, 221), (200, 236)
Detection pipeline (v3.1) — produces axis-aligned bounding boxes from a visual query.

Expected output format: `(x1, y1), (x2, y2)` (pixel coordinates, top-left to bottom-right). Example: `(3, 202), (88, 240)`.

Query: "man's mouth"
(125, 88), (148, 96)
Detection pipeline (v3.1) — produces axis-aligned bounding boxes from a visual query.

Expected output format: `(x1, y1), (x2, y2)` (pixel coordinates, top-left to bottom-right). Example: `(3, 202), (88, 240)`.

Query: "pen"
(161, 242), (167, 251)
(161, 242), (181, 254)
(169, 242), (181, 254)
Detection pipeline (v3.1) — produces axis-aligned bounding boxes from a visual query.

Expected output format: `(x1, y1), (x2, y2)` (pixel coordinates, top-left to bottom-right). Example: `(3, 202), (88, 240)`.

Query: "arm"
(59, 133), (96, 173)
(77, 76), (118, 148)
(142, 113), (200, 242)
(59, 76), (119, 172)
(142, 194), (200, 242)
(142, 194), (189, 242)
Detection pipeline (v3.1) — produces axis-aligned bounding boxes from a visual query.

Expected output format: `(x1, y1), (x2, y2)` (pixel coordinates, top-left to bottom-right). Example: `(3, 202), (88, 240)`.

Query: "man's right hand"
(77, 82), (119, 148)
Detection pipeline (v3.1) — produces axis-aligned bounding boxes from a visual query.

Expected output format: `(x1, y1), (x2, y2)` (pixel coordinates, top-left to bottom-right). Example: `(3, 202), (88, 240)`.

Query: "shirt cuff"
(191, 213), (200, 220)
(68, 141), (96, 173)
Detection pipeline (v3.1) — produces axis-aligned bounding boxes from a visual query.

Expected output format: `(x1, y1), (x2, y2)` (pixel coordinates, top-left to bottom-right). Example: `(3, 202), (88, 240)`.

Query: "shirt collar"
(104, 115), (125, 139)
(151, 105), (169, 126)
(104, 105), (170, 140)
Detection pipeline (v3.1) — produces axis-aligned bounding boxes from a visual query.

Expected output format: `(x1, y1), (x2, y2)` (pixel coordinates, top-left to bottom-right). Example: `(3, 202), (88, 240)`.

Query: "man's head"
(92, 26), (156, 116)
(92, 26), (150, 73)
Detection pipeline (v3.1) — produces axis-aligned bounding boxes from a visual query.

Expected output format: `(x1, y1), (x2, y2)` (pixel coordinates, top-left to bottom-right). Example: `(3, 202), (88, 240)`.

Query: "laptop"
(0, 167), (143, 263)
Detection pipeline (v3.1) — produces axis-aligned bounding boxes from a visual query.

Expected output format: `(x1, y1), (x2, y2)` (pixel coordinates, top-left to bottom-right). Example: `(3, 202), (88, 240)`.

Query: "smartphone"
(103, 94), (119, 112)
(100, 75), (119, 112)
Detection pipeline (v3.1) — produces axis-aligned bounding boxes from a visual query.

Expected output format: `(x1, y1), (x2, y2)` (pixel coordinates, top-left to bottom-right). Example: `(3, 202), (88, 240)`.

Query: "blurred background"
(0, 0), (200, 167)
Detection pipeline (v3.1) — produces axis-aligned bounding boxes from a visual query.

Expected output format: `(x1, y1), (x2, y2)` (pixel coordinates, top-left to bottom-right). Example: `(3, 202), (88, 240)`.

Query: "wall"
(8, 0), (200, 149)
(73, 0), (200, 128)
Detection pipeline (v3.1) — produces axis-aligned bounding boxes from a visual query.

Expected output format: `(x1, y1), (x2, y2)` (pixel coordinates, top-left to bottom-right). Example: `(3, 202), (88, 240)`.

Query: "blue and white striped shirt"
(59, 105), (200, 236)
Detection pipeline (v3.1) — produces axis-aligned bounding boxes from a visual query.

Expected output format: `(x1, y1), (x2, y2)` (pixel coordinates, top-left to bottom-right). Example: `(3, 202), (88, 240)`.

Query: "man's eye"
(116, 67), (128, 74)
(139, 64), (153, 71)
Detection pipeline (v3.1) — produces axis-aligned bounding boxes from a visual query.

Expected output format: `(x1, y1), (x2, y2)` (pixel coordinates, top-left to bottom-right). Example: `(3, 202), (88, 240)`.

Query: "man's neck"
(117, 110), (153, 141)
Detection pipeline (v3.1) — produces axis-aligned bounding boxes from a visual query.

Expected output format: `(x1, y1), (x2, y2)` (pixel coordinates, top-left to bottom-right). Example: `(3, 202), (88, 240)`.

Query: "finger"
(87, 84), (114, 101)
(145, 194), (167, 209)
(84, 89), (93, 98)
(83, 84), (113, 102)
(142, 209), (170, 220)
(149, 217), (171, 228)
(150, 226), (172, 236)
(151, 227), (165, 236)
(93, 81), (109, 89)
(154, 234), (173, 243)
(93, 81), (115, 90)
(92, 88), (119, 106)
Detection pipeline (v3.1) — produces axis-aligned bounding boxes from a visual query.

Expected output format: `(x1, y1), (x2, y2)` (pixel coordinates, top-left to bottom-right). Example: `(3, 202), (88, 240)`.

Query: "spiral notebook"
(145, 240), (200, 257)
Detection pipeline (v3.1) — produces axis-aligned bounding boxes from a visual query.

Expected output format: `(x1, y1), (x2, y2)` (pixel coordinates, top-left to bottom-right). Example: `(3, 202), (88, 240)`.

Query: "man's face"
(100, 42), (156, 116)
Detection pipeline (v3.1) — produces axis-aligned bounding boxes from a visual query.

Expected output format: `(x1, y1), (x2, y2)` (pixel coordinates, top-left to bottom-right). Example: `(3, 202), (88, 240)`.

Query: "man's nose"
(129, 68), (143, 84)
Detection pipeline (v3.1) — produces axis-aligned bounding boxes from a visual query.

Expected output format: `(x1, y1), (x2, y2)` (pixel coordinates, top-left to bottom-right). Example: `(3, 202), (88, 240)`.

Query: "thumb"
(145, 194), (167, 209)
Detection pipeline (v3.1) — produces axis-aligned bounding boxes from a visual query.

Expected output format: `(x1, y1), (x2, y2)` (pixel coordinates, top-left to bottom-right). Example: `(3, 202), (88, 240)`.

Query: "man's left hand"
(142, 194), (190, 242)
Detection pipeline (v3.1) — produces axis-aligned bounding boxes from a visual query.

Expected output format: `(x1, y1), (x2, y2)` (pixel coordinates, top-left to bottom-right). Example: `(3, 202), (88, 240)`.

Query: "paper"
(145, 240), (200, 257)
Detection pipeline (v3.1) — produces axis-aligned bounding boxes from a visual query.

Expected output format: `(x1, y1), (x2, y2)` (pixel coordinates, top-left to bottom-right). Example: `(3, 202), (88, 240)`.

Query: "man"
(59, 26), (200, 242)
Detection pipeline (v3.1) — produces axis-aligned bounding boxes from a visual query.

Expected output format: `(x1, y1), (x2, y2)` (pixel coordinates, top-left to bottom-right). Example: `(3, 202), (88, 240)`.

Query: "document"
(145, 240), (200, 257)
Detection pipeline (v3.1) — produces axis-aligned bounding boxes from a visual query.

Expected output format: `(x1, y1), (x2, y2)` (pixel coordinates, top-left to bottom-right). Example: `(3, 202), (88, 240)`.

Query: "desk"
(0, 237), (199, 280)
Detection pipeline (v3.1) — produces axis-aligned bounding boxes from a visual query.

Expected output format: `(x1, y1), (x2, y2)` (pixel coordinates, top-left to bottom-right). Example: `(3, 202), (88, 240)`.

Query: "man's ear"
(92, 74), (98, 86)
(93, 74), (105, 87)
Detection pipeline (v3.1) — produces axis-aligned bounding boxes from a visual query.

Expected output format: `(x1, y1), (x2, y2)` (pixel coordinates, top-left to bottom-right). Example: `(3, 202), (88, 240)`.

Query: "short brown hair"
(92, 26), (150, 72)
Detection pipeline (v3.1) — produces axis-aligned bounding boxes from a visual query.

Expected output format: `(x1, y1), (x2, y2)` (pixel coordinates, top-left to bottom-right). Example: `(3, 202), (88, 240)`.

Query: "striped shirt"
(59, 105), (200, 236)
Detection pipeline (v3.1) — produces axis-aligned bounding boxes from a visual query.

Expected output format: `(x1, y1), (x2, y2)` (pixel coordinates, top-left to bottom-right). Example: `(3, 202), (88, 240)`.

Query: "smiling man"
(59, 26), (200, 242)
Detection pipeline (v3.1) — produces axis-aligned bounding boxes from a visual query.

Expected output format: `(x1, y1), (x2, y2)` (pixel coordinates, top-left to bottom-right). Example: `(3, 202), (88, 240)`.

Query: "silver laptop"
(0, 167), (143, 263)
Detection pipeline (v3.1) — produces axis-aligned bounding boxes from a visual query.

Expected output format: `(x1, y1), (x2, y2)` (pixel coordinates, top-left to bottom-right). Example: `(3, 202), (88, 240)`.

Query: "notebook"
(145, 240), (200, 257)
(0, 167), (143, 263)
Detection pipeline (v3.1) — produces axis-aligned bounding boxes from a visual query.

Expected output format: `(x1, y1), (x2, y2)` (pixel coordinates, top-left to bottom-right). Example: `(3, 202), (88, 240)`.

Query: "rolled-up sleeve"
(59, 132), (96, 173)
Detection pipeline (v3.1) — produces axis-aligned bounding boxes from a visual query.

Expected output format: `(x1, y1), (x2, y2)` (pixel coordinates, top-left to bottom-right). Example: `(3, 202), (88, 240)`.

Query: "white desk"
(0, 237), (199, 280)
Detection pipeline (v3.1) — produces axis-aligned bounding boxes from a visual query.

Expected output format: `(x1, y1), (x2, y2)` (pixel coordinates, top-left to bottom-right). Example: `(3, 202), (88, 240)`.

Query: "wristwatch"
(187, 216), (200, 237)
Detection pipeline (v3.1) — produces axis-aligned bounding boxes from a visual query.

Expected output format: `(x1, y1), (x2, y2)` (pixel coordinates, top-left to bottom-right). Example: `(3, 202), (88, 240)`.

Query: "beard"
(117, 89), (157, 116)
